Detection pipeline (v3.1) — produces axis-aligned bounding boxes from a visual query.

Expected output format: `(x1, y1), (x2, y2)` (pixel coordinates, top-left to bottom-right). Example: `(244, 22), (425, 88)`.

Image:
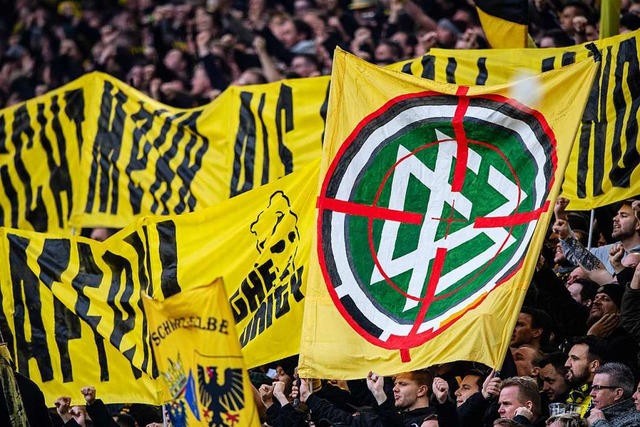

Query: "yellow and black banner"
(0, 73), (327, 232)
(2, 32), (640, 233)
(0, 160), (318, 404)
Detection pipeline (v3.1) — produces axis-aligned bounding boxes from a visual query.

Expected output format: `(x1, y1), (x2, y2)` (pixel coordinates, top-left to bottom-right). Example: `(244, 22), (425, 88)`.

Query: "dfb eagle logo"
(198, 365), (244, 427)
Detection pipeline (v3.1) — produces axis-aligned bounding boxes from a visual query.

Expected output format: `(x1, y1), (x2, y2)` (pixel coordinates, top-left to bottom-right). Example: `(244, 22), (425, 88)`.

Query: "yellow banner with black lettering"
(0, 226), (162, 405)
(0, 73), (327, 232)
(299, 50), (597, 379)
(142, 279), (260, 427)
(1, 31), (639, 233)
(392, 31), (640, 209)
(0, 159), (318, 403)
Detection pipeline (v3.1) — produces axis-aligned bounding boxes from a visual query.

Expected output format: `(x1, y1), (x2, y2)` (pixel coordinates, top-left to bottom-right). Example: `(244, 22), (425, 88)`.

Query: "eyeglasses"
(591, 385), (620, 391)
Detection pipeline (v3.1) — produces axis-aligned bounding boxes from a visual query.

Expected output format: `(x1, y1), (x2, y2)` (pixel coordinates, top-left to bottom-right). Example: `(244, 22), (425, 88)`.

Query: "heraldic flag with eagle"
(143, 279), (260, 427)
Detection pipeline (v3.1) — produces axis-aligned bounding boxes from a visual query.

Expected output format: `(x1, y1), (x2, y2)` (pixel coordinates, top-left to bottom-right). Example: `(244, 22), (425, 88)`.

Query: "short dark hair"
(538, 351), (568, 376)
(571, 278), (599, 302)
(520, 306), (553, 346)
(571, 336), (609, 364)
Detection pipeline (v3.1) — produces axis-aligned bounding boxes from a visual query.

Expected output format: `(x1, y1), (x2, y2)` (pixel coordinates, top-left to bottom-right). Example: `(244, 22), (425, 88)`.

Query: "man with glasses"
(587, 362), (640, 426)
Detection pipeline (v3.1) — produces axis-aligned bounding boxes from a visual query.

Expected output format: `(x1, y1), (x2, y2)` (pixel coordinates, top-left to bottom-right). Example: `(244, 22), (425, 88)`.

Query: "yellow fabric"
(476, 7), (529, 48)
(298, 50), (597, 379)
(392, 31), (640, 210)
(0, 159), (318, 403)
(600, 0), (620, 39)
(142, 279), (260, 427)
(1, 33), (639, 235)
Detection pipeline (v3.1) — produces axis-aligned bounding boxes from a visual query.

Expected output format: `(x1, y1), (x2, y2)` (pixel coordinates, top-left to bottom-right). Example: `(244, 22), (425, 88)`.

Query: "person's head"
(587, 283), (623, 326)
(389, 31), (416, 59)
(233, 68), (267, 86)
(436, 18), (461, 48)
(163, 49), (187, 73)
(392, 370), (432, 411)
(374, 40), (402, 65)
(512, 345), (544, 377)
(612, 199), (640, 242)
(633, 379), (640, 411)
(290, 54), (320, 78)
(566, 266), (588, 286)
(269, 355), (298, 394)
(564, 336), (609, 387)
(559, 1), (591, 35)
(191, 64), (212, 95)
(539, 29), (575, 48)
(455, 370), (485, 407)
(510, 307), (552, 349)
(590, 362), (635, 409)
(567, 278), (598, 308)
(538, 352), (570, 402)
(113, 413), (137, 427)
(497, 376), (541, 419)
(545, 413), (588, 427)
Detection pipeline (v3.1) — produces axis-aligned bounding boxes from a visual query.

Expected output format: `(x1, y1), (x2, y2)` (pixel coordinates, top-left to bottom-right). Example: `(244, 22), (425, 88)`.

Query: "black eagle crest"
(198, 365), (244, 427)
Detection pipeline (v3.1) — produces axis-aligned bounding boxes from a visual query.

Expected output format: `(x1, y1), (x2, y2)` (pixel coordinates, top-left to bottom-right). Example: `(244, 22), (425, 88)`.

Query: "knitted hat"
(596, 283), (624, 308)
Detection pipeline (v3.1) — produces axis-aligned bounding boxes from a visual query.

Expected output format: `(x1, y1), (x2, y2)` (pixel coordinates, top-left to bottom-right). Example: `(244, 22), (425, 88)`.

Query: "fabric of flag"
(142, 279), (260, 427)
(298, 49), (598, 379)
(475, 0), (531, 48)
(0, 159), (318, 403)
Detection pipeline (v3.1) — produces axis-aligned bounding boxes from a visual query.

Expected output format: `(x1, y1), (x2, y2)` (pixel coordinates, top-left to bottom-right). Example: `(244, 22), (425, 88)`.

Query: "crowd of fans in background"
(1, 0), (640, 110)
(4, 0), (640, 426)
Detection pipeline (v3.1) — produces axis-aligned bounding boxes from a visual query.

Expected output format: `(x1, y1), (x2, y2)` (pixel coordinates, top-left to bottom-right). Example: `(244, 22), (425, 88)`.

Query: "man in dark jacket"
(300, 370), (458, 426)
(587, 363), (640, 426)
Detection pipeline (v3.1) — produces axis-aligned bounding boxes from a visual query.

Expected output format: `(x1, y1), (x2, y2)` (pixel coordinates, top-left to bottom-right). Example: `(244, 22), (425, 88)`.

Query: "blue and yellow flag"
(298, 49), (597, 379)
(142, 279), (260, 427)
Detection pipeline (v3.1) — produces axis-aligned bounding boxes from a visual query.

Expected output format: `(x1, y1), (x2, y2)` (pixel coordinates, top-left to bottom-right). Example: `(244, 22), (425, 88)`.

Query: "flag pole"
(587, 209), (595, 250)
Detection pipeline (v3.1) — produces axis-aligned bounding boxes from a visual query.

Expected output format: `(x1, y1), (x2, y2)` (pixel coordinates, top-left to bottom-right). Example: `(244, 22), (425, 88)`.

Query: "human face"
(455, 375), (480, 407)
(510, 313), (538, 347)
(539, 363), (569, 402)
(590, 373), (622, 409)
(513, 346), (538, 377)
(612, 204), (640, 240)
(633, 381), (640, 411)
(565, 344), (593, 386)
(589, 292), (619, 322)
(393, 373), (426, 411)
(498, 386), (528, 419)
(566, 267), (588, 285)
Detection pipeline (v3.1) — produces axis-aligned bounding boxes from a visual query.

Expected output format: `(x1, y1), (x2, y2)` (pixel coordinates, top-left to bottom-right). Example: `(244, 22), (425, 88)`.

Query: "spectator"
(587, 362), (640, 426)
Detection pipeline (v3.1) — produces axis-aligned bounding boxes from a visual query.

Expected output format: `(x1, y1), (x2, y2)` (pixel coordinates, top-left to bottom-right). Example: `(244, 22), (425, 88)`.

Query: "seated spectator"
(497, 376), (544, 427)
(587, 362), (640, 426)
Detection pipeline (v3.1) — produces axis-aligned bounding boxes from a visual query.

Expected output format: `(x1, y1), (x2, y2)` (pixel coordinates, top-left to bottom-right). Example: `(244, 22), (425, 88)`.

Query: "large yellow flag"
(142, 279), (260, 427)
(298, 50), (598, 379)
(0, 159), (318, 403)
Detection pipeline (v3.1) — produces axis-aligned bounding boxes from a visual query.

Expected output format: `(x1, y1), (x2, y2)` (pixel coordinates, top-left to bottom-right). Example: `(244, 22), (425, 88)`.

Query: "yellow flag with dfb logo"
(298, 49), (598, 379)
(143, 279), (260, 427)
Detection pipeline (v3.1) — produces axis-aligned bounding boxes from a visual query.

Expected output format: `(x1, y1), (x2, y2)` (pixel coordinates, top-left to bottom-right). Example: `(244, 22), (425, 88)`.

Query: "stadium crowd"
(1, 0), (640, 109)
(3, 0), (640, 426)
